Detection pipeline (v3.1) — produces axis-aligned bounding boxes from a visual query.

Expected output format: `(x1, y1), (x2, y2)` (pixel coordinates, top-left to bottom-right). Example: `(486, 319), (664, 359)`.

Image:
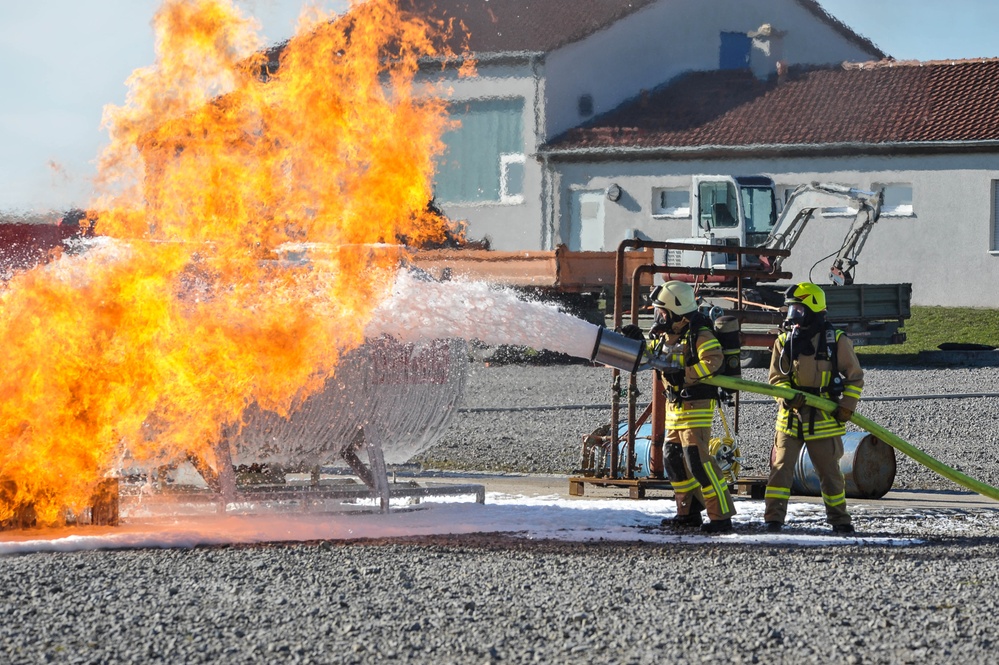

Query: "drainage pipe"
(702, 373), (999, 503)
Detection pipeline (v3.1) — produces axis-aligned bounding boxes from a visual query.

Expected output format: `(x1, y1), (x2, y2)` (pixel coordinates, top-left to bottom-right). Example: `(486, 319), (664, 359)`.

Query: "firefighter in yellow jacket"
(765, 282), (864, 534)
(649, 281), (736, 534)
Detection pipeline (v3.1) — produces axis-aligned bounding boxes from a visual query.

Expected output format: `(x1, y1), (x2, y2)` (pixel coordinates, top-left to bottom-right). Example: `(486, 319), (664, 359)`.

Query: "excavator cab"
(668, 175), (881, 279)
(693, 176), (777, 243)
(677, 176), (778, 270)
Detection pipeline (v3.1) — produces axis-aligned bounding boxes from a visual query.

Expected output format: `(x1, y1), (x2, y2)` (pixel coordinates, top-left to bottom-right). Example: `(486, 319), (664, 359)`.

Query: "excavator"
(665, 175), (882, 287)
(662, 175), (909, 366)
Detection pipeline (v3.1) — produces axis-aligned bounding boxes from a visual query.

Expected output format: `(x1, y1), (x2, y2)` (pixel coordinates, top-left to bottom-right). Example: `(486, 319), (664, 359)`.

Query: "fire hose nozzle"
(589, 327), (646, 374)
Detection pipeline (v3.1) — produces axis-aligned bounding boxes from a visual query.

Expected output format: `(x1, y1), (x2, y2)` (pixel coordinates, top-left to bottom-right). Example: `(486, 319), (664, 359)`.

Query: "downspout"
(531, 53), (555, 250)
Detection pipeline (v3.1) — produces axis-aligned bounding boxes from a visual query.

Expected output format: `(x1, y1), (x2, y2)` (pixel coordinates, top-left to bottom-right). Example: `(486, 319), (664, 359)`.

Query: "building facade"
(417, 1), (999, 307)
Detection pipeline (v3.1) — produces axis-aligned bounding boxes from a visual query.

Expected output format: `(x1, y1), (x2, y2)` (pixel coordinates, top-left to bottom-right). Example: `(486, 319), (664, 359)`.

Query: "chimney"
(776, 60), (788, 83)
(748, 23), (786, 81)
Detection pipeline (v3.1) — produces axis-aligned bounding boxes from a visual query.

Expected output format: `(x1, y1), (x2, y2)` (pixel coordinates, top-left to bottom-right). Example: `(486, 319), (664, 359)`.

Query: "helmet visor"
(785, 302), (808, 325)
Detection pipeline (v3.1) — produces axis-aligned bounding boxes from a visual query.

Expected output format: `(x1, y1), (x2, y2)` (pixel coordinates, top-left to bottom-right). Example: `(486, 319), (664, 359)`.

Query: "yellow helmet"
(652, 280), (698, 316)
(785, 282), (826, 313)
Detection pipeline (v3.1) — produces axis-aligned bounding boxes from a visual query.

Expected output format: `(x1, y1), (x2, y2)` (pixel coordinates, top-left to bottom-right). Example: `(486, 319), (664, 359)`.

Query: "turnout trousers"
(666, 426), (736, 523)
(765, 431), (851, 527)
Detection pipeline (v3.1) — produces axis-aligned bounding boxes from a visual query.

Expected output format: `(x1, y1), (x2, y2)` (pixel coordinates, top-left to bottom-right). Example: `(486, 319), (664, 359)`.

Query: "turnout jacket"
(656, 322), (724, 430)
(768, 327), (864, 441)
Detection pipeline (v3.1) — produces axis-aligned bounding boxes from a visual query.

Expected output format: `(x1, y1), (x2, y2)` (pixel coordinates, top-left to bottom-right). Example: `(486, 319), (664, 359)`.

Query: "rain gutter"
(418, 50), (544, 69)
(540, 139), (999, 162)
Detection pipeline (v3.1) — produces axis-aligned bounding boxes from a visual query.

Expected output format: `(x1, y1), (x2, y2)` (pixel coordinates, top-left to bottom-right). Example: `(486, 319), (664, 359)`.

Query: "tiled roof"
(547, 59), (999, 153)
(398, 0), (883, 57)
(398, 0), (659, 53)
(266, 1), (884, 61)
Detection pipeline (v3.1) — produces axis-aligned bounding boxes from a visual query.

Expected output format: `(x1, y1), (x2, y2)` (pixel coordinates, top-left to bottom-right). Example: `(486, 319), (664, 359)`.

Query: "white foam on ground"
(0, 494), (932, 555)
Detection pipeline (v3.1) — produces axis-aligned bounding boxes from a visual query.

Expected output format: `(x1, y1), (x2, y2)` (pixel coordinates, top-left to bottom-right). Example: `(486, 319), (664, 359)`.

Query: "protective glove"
(648, 322), (670, 339)
(780, 392), (807, 412)
(617, 324), (645, 341)
(833, 405), (854, 424)
(661, 367), (685, 385)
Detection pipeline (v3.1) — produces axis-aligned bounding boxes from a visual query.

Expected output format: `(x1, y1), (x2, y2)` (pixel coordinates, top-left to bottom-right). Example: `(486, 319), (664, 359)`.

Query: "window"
(698, 180), (739, 229)
(740, 184), (777, 244)
(434, 98), (525, 203)
(578, 94), (594, 117)
(874, 183), (914, 216)
(499, 154), (525, 203)
(652, 187), (690, 217)
(822, 205), (859, 217)
(821, 184), (860, 217)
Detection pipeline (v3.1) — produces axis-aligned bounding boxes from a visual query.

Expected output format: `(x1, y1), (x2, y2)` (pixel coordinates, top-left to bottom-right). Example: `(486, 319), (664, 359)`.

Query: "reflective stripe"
(843, 385), (862, 399)
(775, 409), (847, 440)
(698, 338), (722, 352)
(765, 486), (791, 500)
(671, 478), (700, 493)
(691, 338), (722, 378)
(664, 405), (715, 429)
(701, 487), (717, 499)
(823, 491), (847, 507)
(772, 380), (792, 402)
(705, 463), (730, 514)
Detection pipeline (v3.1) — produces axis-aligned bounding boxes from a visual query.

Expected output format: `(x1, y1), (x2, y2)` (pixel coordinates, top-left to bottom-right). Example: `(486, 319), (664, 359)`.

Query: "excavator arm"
(762, 182), (883, 285)
(828, 188), (883, 285)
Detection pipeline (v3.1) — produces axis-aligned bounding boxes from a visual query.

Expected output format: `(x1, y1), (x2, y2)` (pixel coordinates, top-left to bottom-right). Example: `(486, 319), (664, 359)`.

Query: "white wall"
(552, 153), (999, 307)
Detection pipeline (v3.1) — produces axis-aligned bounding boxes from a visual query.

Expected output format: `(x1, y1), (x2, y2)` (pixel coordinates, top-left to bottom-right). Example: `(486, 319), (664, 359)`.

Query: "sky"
(2, 0), (999, 214)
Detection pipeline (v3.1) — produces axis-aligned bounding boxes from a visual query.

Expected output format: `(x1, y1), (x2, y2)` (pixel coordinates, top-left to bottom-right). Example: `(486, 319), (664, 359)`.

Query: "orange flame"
(0, 0), (466, 526)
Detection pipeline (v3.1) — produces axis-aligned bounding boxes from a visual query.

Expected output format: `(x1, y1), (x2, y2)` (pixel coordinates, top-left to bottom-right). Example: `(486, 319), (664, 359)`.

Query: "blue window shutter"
(720, 32), (751, 70)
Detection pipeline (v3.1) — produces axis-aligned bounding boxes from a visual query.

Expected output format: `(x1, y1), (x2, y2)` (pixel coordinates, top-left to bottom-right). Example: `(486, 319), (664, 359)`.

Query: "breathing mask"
(785, 302), (809, 327)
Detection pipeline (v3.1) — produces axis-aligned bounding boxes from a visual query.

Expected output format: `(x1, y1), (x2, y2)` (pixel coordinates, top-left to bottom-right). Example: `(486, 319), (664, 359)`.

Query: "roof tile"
(550, 59), (999, 150)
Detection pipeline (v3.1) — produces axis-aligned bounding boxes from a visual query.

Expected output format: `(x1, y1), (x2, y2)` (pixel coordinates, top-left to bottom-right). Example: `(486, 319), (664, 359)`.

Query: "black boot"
(832, 523), (855, 534)
(661, 511), (703, 528)
(700, 518), (733, 534)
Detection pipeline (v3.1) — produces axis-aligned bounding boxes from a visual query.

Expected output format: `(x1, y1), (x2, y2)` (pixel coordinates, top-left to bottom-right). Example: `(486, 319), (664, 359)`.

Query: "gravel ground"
(3, 361), (999, 664)
(417, 362), (999, 491)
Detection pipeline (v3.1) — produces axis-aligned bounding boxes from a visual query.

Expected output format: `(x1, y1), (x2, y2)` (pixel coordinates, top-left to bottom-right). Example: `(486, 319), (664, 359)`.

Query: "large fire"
(0, 0), (467, 526)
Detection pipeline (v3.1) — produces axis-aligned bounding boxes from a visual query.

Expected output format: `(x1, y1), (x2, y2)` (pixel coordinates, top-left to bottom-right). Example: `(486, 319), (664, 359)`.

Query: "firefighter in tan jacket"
(649, 281), (736, 534)
(765, 282), (864, 534)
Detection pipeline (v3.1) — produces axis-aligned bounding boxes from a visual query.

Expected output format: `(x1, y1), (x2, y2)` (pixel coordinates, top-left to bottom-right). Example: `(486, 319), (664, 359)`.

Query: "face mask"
(785, 303), (808, 326)
(654, 309), (686, 334)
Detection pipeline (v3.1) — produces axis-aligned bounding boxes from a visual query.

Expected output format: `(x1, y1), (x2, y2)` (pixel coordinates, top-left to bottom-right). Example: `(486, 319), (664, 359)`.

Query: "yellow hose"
(703, 374), (999, 502)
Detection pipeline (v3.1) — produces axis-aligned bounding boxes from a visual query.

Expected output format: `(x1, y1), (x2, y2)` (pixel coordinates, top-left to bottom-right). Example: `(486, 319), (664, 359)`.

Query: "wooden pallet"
(568, 476), (674, 499)
(733, 475), (767, 499)
(570, 475), (768, 500)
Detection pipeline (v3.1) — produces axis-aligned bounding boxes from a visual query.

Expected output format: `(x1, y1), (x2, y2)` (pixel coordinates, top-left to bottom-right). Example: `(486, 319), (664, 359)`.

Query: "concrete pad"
(420, 472), (999, 512)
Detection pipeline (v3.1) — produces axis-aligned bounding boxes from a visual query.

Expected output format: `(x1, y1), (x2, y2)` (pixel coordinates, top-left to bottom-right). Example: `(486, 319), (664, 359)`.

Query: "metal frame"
(568, 238), (791, 498)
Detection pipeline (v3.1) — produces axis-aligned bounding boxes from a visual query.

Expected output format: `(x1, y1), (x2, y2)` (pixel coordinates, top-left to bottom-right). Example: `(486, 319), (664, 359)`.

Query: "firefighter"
(765, 282), (864, 534)
(648, 280), (736, 534)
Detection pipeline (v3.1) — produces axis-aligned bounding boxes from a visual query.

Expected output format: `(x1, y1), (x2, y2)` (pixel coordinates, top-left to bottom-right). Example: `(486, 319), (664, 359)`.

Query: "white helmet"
(652, 280), (698, 316)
